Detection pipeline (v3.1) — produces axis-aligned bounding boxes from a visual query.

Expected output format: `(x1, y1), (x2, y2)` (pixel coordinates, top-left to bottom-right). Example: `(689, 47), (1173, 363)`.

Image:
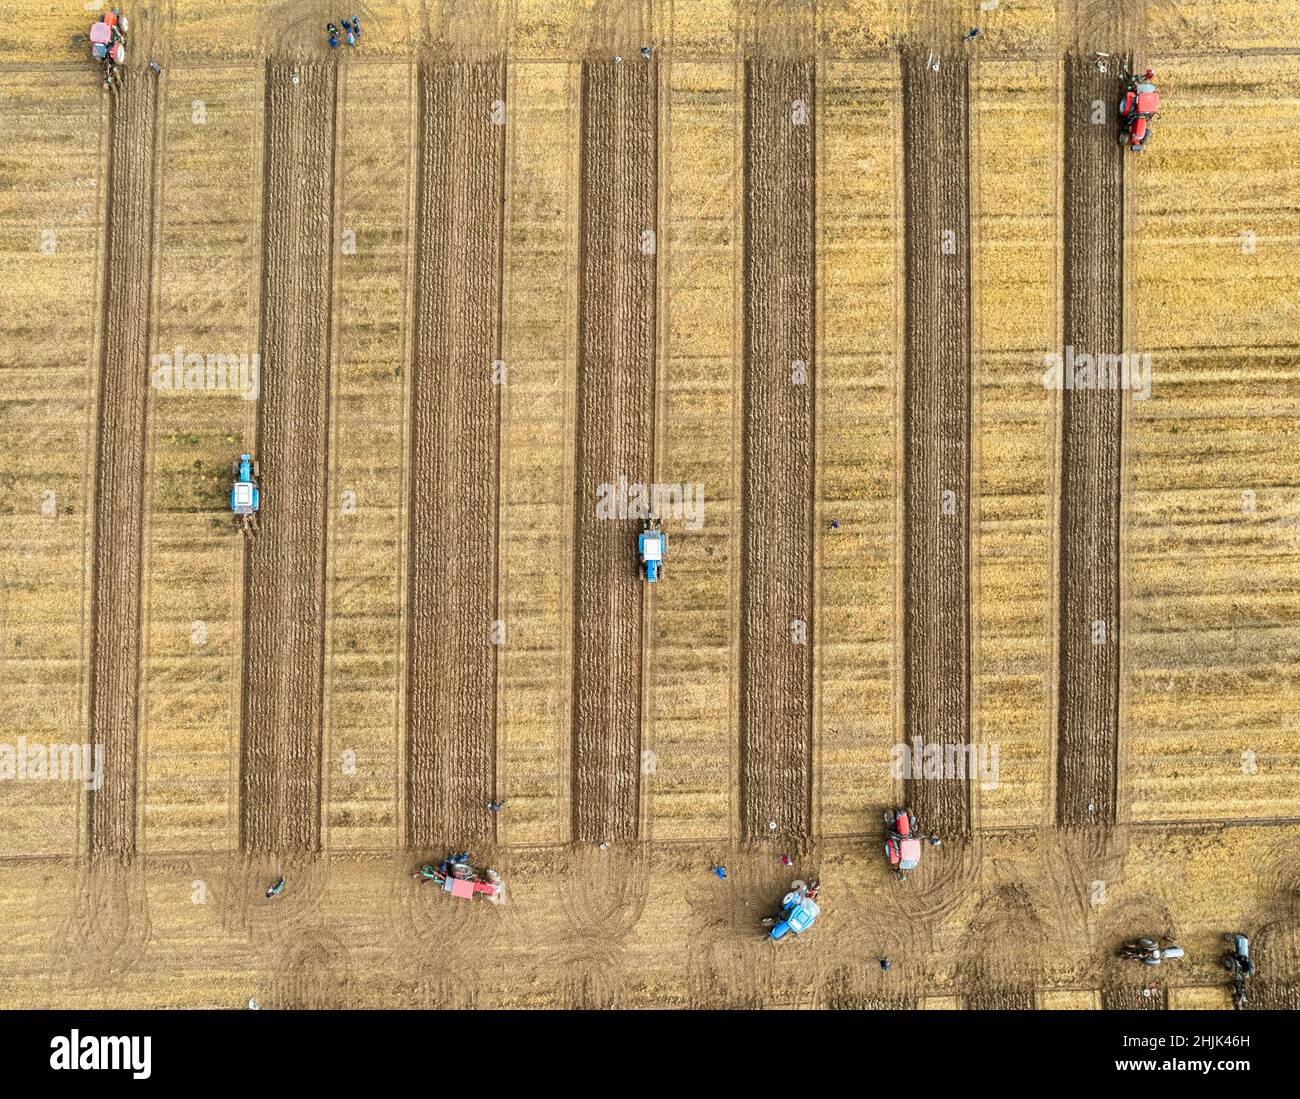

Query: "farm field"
(1, 0), (1299, 1011)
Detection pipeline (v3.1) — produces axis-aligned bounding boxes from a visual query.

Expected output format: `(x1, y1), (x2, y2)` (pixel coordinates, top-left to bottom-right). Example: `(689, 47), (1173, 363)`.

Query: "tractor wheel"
(1137, 938), (1157, 949)
(252, 460), (261, 478)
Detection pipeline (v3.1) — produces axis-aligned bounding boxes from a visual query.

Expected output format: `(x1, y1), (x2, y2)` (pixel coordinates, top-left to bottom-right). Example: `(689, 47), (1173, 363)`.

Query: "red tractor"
(89, 9), (128, 91)
(1118, 68), (1160, 153)
(413, 854), (502, 901)
(883, 808), (923, 879)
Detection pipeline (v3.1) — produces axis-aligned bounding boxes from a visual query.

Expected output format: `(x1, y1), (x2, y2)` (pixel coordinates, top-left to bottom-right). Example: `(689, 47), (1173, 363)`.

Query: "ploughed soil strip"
(1102, 984), (1167, 1010)
(570, 58), (658, 844)
(405, 60), (506, 848)
(240, 62), (337, 854)
(964, 986), (1037, 1011)
(1056, 54), (1124, 828)
(88, 73), (160, 861)
(900, 51), (972, 838)
(737, 59), (816, 840)
(1251, 980), (1300, 1010)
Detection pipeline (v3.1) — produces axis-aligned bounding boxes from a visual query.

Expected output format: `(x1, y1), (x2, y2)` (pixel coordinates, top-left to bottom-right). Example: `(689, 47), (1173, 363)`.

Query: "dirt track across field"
(570, 59), (658, 844)
(87, 74), (160, 861)
(239, 62), (337, 854)
(1056, 54), (1125, 828)
(737, 59), (815, 840)
(900, 51), (972, 838)
(405, 60), (506, 848)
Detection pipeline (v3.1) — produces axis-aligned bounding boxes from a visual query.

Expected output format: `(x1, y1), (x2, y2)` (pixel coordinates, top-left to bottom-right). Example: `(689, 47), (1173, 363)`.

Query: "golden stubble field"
(0, 1), (1298, 1008)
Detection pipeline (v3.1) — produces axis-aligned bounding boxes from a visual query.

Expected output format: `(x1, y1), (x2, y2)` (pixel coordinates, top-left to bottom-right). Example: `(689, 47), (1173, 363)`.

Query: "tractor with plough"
(1118, 67), (1161, 154)
(231, 453), (261, 536)
(88, 9), (128, 91)
(883, 807), (923, 880)
(413, 853), (505, 903)
(762, 879), (821, 942)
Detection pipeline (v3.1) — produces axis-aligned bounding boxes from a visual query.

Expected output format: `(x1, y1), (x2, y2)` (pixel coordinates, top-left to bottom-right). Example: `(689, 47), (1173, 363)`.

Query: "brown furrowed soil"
(965, 986), (1037, 1010)
(1056, 54), (1124, 827)
(738, 59), (815, 840)
(239, 62), (337, 854)
(570, 59), (657, 844)
(900, 51), (972, 838)
(88, 73), (160, 862)
(405, 60), (506, 848)
(1102, 982), (1167, 1010)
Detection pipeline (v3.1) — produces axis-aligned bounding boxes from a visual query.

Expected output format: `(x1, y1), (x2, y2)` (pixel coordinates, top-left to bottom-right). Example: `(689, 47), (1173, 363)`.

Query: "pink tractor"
(413, 854), (502, 901)
(883, 808), (922, 880)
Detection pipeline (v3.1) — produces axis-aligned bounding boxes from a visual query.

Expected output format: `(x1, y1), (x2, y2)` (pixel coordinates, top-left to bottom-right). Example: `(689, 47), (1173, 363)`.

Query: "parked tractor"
(639, 518), (666, 583)
(883, 807), (922, 879)
(231, 454), (260, 535)
(762, 879), (820, 942)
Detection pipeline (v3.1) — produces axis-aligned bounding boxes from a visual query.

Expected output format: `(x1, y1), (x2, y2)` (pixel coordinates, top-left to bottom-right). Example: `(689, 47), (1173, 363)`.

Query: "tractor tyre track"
(405, 60), (507, 849)
(900, 50), (973, 839)
(737, 59), (816, 841)
(957, 882), (1049, 1010)
(1056, 54), (1125, 828)
(87, 72), (160, 862)
(239, 61), (338, 854)
(569, 58), (658, 844)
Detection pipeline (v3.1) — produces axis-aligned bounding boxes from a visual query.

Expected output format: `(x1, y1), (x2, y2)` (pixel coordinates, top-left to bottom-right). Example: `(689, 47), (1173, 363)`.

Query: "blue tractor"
(231, 453), (260, 534)
(1223, 932), (1253, 1009)
(639, 519), (666, 583)
(763, 880), (821, 942)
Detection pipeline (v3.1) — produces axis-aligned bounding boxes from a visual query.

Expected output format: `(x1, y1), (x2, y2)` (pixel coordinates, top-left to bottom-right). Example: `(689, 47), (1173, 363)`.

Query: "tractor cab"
(884, 807), (922, 876)
(639, 520), (666, 583)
